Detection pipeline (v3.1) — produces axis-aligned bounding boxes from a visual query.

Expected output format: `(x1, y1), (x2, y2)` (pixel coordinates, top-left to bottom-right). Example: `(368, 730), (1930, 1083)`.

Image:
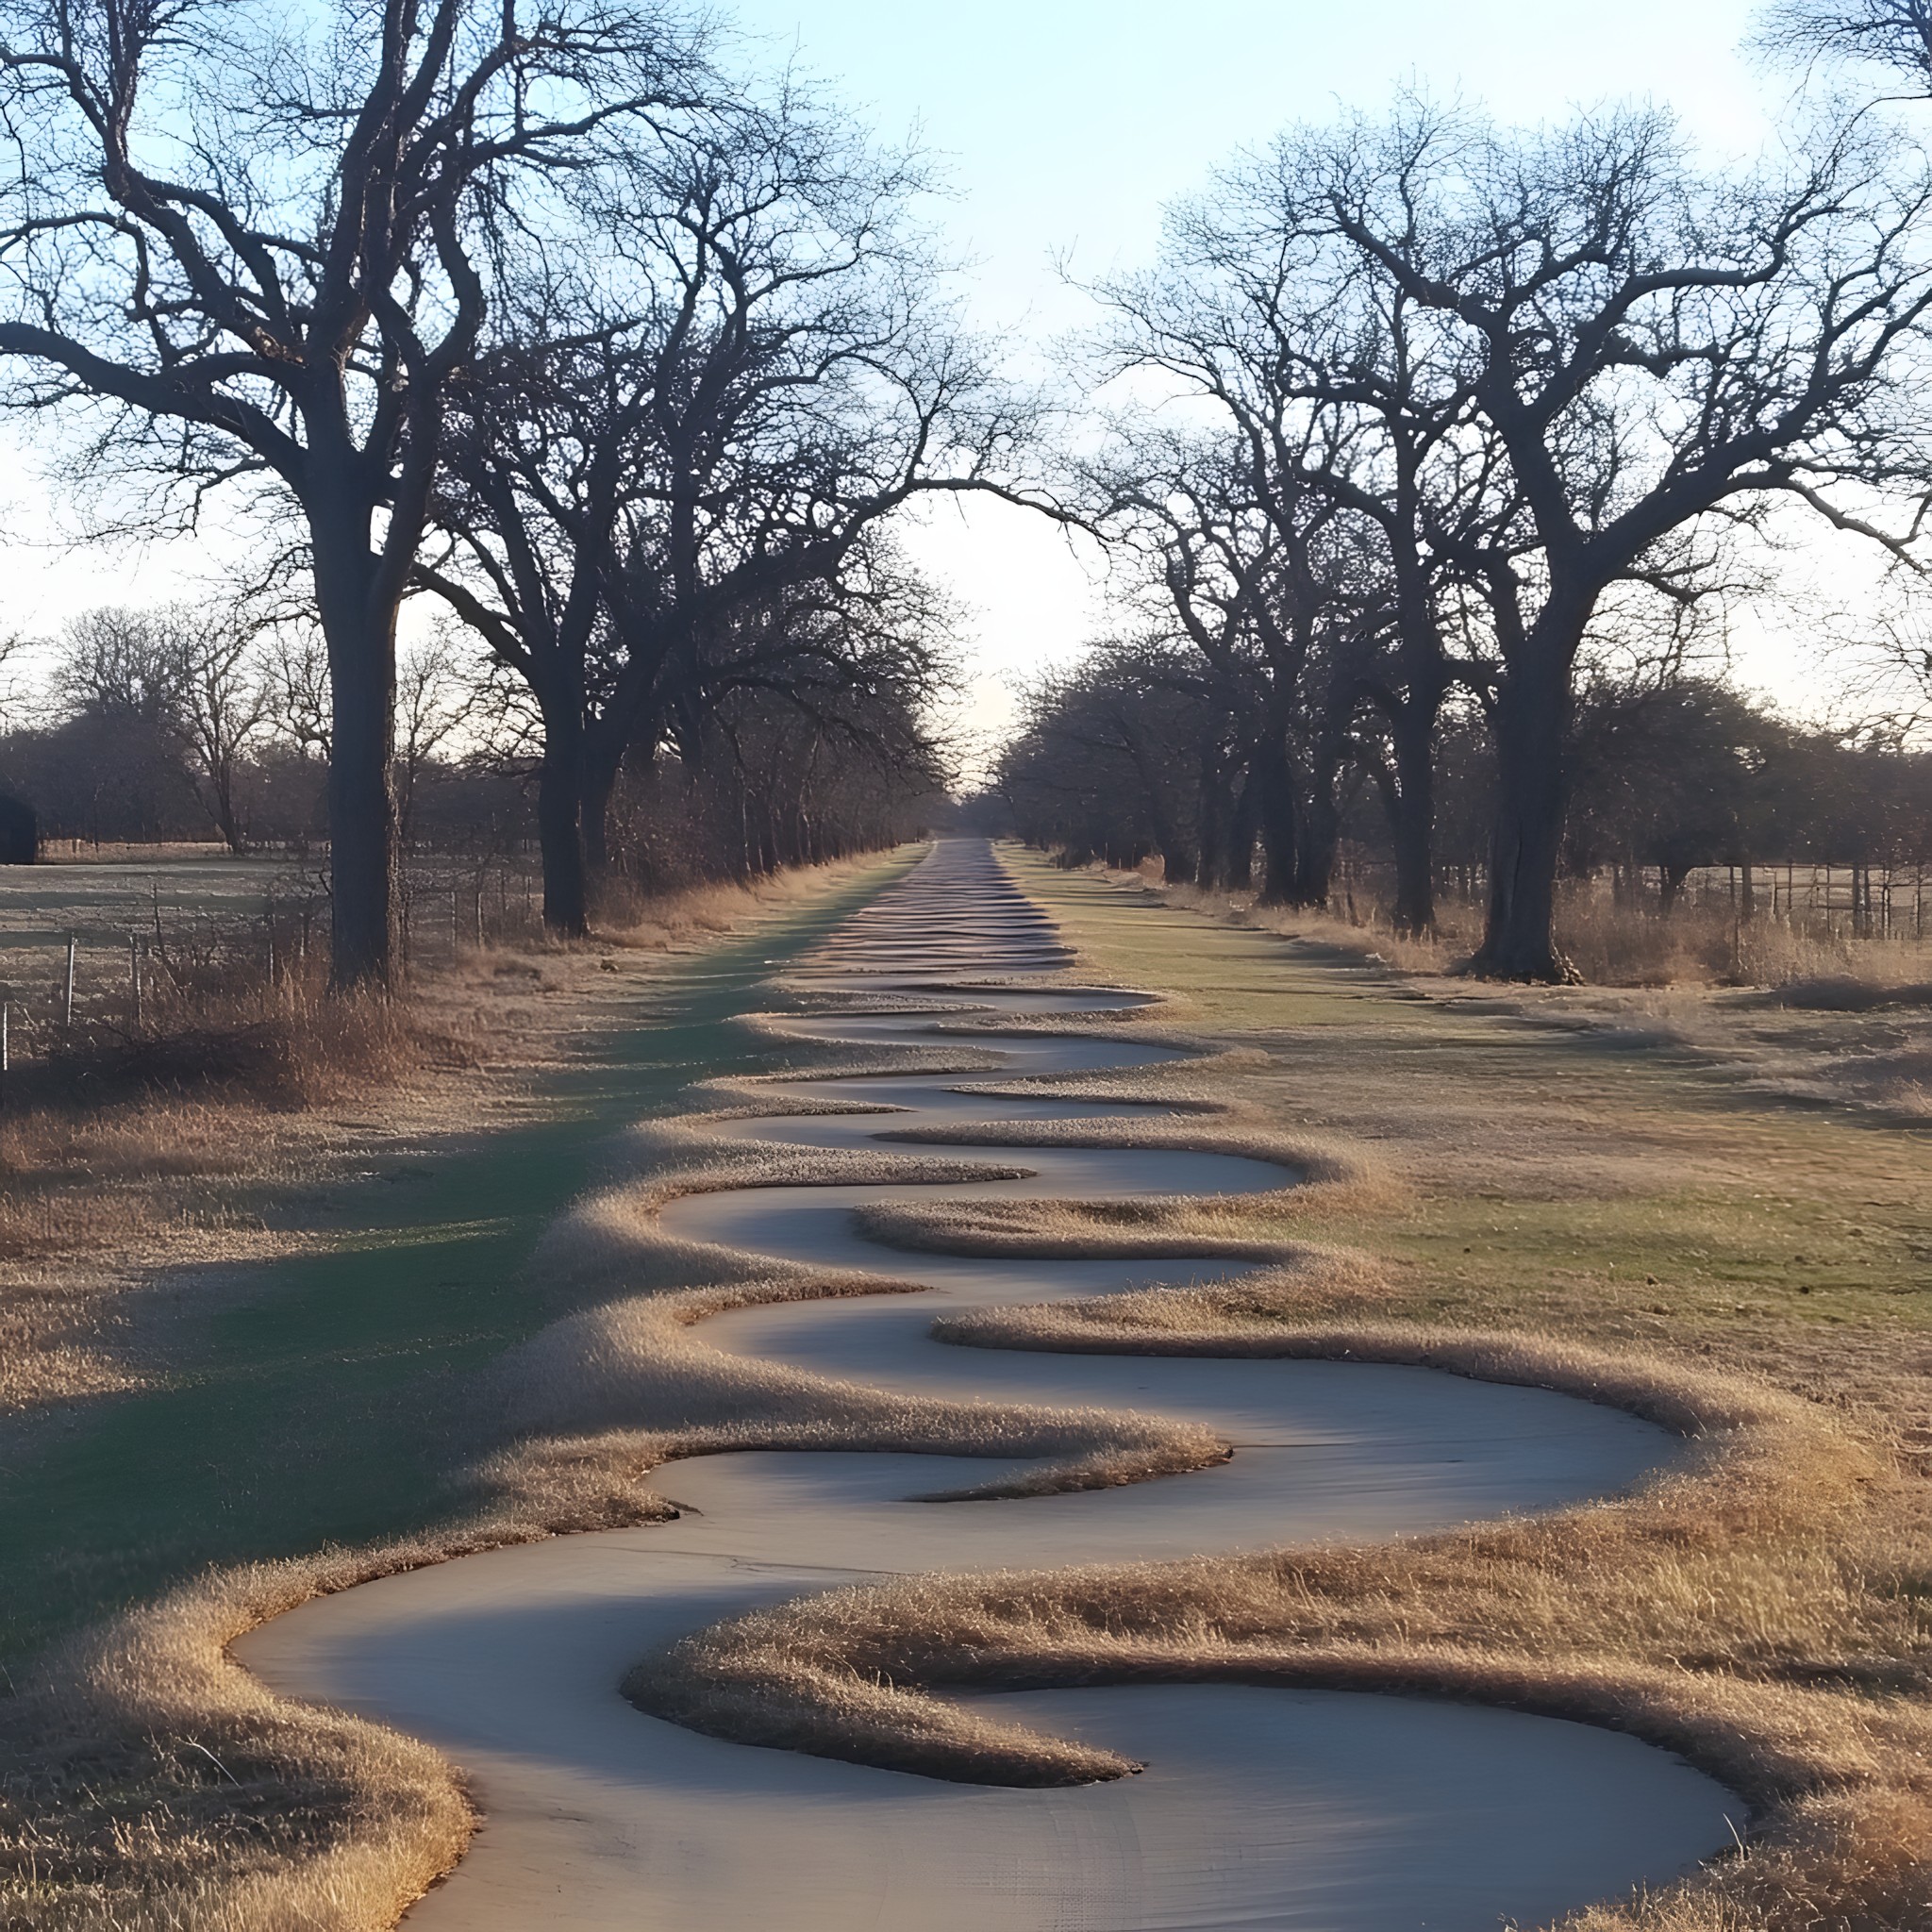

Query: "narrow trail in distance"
(242, 840), (1738, 1931)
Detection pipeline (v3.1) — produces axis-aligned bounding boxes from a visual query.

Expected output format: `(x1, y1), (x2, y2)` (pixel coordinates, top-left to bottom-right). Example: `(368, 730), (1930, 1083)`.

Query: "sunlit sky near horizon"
(6, 0), (1843, 771)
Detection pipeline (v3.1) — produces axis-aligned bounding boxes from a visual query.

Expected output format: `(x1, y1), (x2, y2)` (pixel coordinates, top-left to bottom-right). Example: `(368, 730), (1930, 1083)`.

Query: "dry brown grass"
(19, 839), (1932, 1931)
(5, 1552), (475, 1932)
(1129, 863), (1932, 992)
(0, 950), (1247, 1932)
(0, 858), (901, 1419)
(489, 1275), (1224, 1504)
(613, 852), (1932, 1929)
(1091, 863), (1932, 1131)
(623, 1252), (1932, 1928)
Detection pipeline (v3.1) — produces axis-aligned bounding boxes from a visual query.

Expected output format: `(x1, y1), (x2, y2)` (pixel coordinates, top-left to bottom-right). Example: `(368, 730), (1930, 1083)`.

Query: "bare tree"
(1084, 147), (1531, 932)
(1759, 0), (1932, 82)
(1308, 102), (1932, 976)
(1080, 420), (1385, 908)
(260, 630), (334, 763)
(0, 0), (716, 986)
(56, 608), (181, 725)
(169, 610), (269, 855)
(57, 602), (274, 851)
(0, 631), (30, 729)
(421, 96), (1038, 930)
(393, 629), (483, 844)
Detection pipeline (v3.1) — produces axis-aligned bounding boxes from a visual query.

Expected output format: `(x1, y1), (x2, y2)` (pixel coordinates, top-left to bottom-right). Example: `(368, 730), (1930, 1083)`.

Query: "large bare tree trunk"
(1224, 773), (1257, 891)
(1474, 646), (1575, 981)
(312, 521), (398, 991)
(1251, 743), (1303, 908)
(1389, 708), (1437, 936)
(581, 738), (624, 882)
(1195, 739), (1227, 890)
(537, 708), (591, 938)
(1297, 780), (1339, 908)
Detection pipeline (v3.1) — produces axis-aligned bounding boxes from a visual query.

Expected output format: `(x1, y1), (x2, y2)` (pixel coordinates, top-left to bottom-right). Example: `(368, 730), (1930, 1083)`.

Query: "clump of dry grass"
(0, 984), (491, 1417)
(487, 1276), (1226, 1505)
(1, 1554), (475, 1932)
(595, 857), (889, 954)
(534, 1125), (1036, 1295)
(0, 1247), (1225, 1931)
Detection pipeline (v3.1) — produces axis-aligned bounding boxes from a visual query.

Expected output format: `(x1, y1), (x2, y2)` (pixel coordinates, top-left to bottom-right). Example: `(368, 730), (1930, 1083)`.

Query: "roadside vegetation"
(7, 0), (1932, 1926)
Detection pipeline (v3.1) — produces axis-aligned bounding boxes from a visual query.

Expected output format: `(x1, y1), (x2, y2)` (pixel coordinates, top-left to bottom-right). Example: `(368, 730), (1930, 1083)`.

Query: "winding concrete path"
(240, 840), (1739, 1930)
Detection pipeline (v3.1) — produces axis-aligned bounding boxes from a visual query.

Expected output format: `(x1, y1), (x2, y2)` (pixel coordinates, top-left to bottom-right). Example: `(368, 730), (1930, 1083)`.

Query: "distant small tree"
(56, 608), (180, 727)
(393, 632), (483, 846)
(171, 613), (270, 856)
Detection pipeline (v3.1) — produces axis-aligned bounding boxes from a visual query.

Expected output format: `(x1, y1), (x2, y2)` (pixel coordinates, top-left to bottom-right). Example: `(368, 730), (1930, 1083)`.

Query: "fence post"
(1, 991), (10, 1112)
(63, 935), (75, 1034)
(129, 934), (142, 1029)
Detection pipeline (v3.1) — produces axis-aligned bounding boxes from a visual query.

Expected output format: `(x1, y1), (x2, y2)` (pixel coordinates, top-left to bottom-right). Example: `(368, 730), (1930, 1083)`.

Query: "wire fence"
(0, 848), (549, 1108)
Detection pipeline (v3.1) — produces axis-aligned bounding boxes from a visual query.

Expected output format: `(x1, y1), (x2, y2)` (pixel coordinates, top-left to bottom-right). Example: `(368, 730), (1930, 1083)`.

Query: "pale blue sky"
(9, 0), (1807, 754)
(722, 0), (1789, 758)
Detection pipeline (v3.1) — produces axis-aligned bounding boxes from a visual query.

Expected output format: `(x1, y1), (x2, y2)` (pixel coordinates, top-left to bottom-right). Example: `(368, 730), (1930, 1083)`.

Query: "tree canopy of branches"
(1065, 96), (1932, 975)
(0, 0), (717, 984)
(416, 91), (1027, 931)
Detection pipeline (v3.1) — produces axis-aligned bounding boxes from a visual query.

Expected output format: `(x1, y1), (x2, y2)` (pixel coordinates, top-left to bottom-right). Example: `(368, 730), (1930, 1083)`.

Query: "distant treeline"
(992, 661), (1932, 928)
(0, 604), (943, 886)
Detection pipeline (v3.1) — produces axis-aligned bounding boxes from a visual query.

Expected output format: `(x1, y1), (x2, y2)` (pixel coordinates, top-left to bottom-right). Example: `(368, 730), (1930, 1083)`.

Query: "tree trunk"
(537, 706), (590, 938)
(1389, 708), (1437, 936)
(1474, 648), (1575, 981)
(1225, 773), (1257, 891)
(580, 736), (623, 882)
(1251, 742), (1302, 908)
(312, 525), (398, 991)
(1195, 741), (1226, 891)
(1297, 771), (1339, 908)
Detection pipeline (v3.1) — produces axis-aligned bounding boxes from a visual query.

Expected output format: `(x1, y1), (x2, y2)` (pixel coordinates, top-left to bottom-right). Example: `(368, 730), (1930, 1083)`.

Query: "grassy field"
(13, 840), (1932, 1930)
(1009, 852), (1932, 1359)
(0, 849), (920, 1667)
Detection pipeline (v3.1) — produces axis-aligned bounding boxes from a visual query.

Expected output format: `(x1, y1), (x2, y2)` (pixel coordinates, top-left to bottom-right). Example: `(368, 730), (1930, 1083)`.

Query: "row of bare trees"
(998, 660), (1932, 916)
(998, 1), (1932, 977)
(0, 0), (997, 985)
